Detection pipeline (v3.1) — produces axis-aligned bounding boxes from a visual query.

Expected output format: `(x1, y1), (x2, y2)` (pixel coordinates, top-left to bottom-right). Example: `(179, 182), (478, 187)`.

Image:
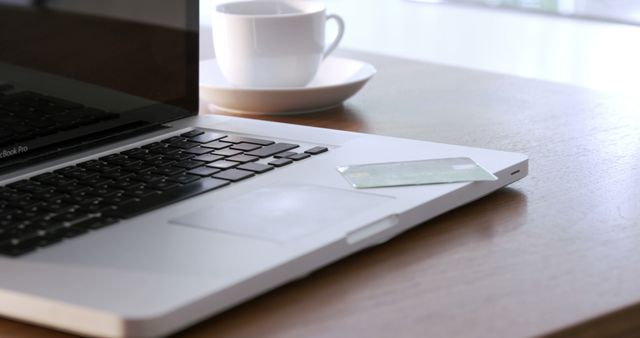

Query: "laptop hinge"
(0, 122), (169, 175)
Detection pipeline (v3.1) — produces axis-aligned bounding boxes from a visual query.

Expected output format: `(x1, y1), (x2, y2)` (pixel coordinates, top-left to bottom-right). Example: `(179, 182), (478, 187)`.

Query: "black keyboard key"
(8, 198), (41, 210)
(0, 221), (18, 234)
(99, 153), (126, 163)
(146, 158), (175, 167)
(164, 151), (195, 161)
(29, 176), (57, 188)
(189, 132), (226, 143)
(274, 151), (297, 159)
(201, 141), (231, 150)
(105, 178), (230, 218)
(182, 147), (212, 155)
(6, 180), (31, 190)
(220, 136), (275, 146)
(30, 172), (57, 183)
(78, 203), (117, 214)
(70, 195), (103, 206)
(0, 189), (29, 201)
(207, 160), (239, 170)
(75, 159), (102, 167)
(51, 212), (92, 223)
(226, 154), (259, 163)
(69, 216), (119, 230)
(172, 160), (203, 169)
(108, 157), (142, 167)
(212, 169), (255, 182)
(0, 218), (22, 231)
(53, 166), (84, 176)
(167, 140), (199, 149)
(122, 148), (148, 157)
(151, 166), (184, 176)
(19, 201), (48, 213)
(146, 180), (181, 191)
(21, 210), (51, 222)
(38, 193), (68, 205)
(0, 238), (38, 257)
(131, 174), (165, 184)
(154, 144), (188, 156)
(79, 176), (113, 187)
(245, 143), (299, 158)
(130, 152), (162, 161)
(41, 203), (73, 212)
(0, 209), (23, 221)
(268, 158), (293, 167)
(10, 181), (49, 194)
(66, 170), (99, 181)
(305, 146), (329, 155)
(110, 179), (144, 191)
(192, 154), (225, 163)
(57, 184), (92, 194)
(142, 142), (168, 150)
(230, 143), (261, 152)
(187, 166), (221, 177)
(46, 225), (88, 242)
(149, 144), (180, 155)
(32, 190), (68, 202)
(180, 129), (204, 138)
(101, 193), (138, 206)
(121, 163), (154, 173)
(46, 175), (77, 186)
(161, 136), (184, 144)
(236, 163), (274, 174)
(212, 149), (243, 157)
(123, 188), (160, 198)
(102, 170), (135, 180)
(61, 195), (102, 206)
(167, 174), (201, 184)
(75, 160), (101, 170)
(288, 153), (311, 161)
(44, 219), (91, 239)
(82, 162), (120, 174)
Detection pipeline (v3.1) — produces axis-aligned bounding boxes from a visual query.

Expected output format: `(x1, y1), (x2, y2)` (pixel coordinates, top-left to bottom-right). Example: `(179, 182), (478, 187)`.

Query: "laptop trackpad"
(171, 184), (393, 242)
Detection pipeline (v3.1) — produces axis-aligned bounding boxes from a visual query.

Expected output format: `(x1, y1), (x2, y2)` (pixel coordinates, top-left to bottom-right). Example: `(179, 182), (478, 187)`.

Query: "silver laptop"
(0, 1), (527, 337)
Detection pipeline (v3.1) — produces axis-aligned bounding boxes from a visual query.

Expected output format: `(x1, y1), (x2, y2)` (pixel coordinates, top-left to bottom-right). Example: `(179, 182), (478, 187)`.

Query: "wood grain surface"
(3, 50), (640, 338)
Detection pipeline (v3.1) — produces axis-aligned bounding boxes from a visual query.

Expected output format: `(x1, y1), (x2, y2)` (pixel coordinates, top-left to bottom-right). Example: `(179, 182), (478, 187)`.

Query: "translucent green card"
(337, 157), (497, 189)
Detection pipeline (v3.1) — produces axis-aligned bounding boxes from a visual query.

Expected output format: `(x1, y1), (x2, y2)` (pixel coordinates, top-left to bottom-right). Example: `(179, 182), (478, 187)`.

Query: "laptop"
(0, 1), (527, 337)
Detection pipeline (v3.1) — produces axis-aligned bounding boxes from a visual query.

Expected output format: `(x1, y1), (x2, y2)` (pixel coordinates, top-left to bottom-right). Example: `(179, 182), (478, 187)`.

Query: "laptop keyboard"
(0, 129), (328, 257)
(0, 84), (119, 146)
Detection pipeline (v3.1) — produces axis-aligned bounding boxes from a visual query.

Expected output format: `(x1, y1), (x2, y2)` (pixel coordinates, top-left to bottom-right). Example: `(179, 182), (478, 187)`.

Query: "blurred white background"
(200, 0), (640, 96)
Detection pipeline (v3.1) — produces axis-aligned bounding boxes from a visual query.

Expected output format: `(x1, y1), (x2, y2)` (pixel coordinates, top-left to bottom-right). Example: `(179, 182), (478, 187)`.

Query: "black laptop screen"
(0, 0), (198, 171)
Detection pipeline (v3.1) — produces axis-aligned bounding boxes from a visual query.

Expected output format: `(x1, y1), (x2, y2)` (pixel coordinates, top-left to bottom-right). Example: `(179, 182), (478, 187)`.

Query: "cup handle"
(323, 14), (345, 60)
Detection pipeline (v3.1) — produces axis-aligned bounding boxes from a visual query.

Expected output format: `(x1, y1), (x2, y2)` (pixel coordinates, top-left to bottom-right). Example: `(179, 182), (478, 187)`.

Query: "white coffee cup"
(212, 0), (345, 88)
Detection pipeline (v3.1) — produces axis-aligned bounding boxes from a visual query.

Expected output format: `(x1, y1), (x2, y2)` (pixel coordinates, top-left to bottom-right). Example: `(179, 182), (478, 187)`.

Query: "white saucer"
(199, 56), (376, 115)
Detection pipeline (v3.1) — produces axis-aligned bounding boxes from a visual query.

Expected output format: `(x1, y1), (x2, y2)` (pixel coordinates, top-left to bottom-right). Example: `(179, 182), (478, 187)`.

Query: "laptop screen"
(0, 0), (198, 172)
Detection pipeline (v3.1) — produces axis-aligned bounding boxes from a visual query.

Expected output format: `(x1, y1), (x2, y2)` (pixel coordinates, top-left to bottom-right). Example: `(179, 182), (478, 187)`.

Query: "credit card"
(337, 157), (497, 189)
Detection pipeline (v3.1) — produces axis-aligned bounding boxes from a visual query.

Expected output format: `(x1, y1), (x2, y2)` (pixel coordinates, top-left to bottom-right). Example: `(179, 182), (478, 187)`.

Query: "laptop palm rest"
(171, 184), (394, 242)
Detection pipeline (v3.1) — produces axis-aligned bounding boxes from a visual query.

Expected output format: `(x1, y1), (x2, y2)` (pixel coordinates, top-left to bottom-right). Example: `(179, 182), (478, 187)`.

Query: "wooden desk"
(3, 50), (640, 338)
